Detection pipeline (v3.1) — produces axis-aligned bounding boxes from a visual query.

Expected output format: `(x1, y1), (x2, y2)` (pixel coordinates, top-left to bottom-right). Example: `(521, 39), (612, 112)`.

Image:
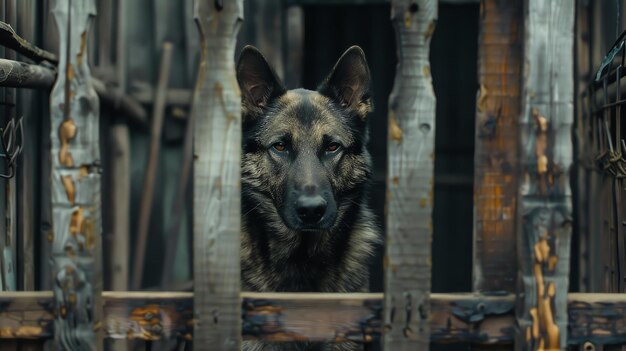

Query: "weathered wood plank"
(385, 0), (437, 350)
(192, 0), (243, 350)
(0, 292), (624, 345)
(516, 0), (575, 350)
(49, 0), (102, 350)
(472, 0), (522, 293)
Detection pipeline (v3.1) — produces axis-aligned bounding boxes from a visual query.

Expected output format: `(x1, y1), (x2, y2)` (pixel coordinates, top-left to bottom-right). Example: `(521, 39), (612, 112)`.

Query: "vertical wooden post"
(515, 0), (574, 350)
(384, 0), (436, 350)
(473, 0), (522, 292)
(49, 0), (102, 350)
(2, 0), (18, 292)
(192, 0), (243, 350)
(16, 0), (37, 292)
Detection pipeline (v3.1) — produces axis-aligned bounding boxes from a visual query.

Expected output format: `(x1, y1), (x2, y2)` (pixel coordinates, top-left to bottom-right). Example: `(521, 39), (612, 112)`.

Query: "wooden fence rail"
(0, 291), (624, 347)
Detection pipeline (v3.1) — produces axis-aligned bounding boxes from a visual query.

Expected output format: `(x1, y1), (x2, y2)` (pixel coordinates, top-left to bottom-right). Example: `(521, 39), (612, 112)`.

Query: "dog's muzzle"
(295, 194), (327, 224)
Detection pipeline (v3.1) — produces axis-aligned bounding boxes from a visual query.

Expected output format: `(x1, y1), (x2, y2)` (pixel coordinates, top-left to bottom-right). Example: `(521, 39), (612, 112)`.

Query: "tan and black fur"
(237, 45), (381, 351)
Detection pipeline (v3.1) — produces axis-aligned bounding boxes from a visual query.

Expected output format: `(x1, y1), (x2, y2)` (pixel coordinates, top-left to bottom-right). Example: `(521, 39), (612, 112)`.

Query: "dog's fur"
(237, 45), (380, 351)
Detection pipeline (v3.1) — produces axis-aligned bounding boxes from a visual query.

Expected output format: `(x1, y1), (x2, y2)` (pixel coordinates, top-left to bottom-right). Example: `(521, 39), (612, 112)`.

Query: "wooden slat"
(385, 0), (437, 350)
(15, 0), (37, 292)
(2, 0), (18, 293)
(192, 1), (243, 350)
(131, 42), (173, 290)
(574, 0), (591, 293)
(109, 124), (130, 292)
(472, 0), (522, 293)
(49, 0), (102, 350)
(0, 292), (624, 345)
(516, 0), (575, 350)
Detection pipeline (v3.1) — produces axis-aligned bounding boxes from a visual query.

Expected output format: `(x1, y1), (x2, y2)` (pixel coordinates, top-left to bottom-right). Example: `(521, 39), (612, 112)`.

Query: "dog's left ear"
(318, 46), (372, 118)
(237, 45), (286, 116)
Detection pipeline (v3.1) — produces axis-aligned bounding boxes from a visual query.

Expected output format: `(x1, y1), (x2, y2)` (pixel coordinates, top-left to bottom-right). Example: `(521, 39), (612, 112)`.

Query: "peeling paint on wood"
(385, 0), (437, 350)
(192, 0), (243, 350)
(516, 0), (574, 350)
(473, 0), (522, 293)
(0, 292), (624, 346)
(49, 0), (102, 350)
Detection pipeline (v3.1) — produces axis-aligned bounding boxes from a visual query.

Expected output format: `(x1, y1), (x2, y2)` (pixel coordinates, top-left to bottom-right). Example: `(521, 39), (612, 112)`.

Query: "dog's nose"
(295, 195), (327, 224)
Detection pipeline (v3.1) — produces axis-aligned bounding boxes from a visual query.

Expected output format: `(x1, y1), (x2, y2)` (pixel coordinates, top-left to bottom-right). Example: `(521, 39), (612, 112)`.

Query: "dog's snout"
(295, 195), (327, 224)
(303, 183), (317, 195)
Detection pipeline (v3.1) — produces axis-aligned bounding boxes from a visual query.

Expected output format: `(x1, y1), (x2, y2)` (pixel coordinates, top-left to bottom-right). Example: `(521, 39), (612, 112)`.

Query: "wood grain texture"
(49, 0), (102, 350)
(472, 0), (522, 293)
(385, 0), (437, 350)
(192, 0), (243, 350)
(516, 0), (575, 350)
(0, 292), (625, 346)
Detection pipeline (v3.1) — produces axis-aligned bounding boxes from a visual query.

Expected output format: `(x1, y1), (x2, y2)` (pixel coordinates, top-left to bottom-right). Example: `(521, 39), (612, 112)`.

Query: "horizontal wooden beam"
(0, 292), (623, 345)
(0, 58), (146, 125)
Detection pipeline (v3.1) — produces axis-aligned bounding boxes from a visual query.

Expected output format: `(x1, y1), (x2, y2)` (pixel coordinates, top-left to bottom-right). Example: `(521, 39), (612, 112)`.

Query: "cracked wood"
(515, 1), (575, 350)
(385, 0), (437, 350)
(473, 0), (522, 293)
(49, 0), (102, 350)
(192, 0), (244, 350)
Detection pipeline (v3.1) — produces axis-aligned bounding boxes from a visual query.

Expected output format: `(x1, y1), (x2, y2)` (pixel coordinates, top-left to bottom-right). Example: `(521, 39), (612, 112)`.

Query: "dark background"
(299, 3), (478, 293)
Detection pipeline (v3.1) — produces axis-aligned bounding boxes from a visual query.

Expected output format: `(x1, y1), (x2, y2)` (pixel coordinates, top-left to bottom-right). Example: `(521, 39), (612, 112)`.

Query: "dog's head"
(237, 45), (372, 234)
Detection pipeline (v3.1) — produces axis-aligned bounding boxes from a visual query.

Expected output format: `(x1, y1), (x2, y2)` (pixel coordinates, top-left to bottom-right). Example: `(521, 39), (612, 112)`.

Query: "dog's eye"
(272, 142), (287, 152)
(326, 142), (341, 152)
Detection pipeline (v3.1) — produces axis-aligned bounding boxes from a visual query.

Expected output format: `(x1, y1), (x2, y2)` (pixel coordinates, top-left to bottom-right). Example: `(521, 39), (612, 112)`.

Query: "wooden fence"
(0, 0), (621, 351)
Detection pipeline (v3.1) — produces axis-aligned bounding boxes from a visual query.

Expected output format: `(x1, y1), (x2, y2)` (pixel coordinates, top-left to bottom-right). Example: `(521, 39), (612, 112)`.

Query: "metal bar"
(384, 0), (437, 350)
(515, 0), (575, 349)
(192, 0), (243, 350)
(472, 0), (522, 293)
(49, 0), (103, 349)
(131, 42), (173, 291)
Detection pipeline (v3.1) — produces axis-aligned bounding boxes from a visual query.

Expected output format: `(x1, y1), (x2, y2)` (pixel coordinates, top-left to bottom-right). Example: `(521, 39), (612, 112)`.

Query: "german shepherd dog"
(237, 45), (381, 351)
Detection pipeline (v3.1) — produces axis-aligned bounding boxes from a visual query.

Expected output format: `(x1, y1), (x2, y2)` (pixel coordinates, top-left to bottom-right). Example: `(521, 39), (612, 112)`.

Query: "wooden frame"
(0, 0), (603, 350)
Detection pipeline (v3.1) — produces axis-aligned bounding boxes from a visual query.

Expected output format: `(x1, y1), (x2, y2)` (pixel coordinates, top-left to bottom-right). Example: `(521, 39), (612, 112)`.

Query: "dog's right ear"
(237, 46), (286, 114)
